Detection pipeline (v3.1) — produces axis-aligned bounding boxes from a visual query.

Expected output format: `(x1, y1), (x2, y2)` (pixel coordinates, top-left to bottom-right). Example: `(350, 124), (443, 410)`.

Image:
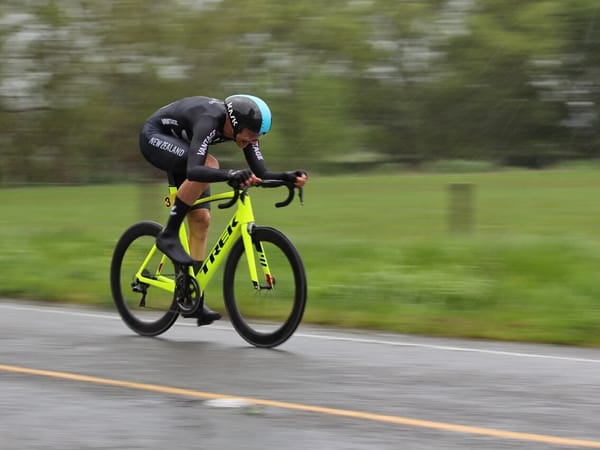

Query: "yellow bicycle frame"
(134, 186), (269, 295)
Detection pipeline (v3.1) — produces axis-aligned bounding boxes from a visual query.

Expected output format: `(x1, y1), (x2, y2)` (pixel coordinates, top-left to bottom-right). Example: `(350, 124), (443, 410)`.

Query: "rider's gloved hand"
(283, 170), (308, 186)
(227, 169), (255, 188)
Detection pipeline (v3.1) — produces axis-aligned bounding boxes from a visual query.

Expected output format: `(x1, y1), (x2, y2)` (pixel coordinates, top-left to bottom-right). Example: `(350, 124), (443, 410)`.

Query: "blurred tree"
(1, 0), (599, 184)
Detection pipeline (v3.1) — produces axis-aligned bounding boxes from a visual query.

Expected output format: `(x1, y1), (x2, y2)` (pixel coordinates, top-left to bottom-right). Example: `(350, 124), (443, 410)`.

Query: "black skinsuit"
(139, 96), (288, 190)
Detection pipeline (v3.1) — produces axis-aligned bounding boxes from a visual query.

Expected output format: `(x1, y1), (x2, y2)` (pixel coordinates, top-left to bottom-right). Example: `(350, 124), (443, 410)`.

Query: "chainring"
(174, 266), (201, 315)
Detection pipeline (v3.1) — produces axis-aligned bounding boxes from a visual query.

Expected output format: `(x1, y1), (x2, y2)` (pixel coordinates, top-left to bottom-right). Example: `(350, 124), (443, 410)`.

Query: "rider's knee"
(188, 208), (211, 233)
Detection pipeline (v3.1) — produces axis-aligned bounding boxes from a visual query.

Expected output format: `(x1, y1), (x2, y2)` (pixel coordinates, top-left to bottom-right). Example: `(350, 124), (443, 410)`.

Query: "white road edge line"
(2, 301), (600, 364)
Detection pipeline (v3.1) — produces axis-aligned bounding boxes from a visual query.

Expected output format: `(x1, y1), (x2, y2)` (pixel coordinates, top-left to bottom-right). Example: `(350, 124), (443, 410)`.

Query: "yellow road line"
(1, 363), (599, 448)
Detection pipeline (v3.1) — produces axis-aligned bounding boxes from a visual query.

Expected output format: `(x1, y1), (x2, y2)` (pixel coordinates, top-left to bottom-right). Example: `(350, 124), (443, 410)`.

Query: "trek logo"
(200, 216), (239, 274)
(226, 101), (238, 128)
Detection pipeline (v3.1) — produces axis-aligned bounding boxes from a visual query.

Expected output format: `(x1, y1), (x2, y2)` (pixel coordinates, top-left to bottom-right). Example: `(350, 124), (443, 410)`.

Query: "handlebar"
(217, 180), (304, 210)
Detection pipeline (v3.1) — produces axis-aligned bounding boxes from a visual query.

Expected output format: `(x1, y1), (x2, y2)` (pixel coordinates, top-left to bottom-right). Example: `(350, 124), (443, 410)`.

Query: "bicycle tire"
(110, 221), (179, 336)
(223, 226), (307, 348)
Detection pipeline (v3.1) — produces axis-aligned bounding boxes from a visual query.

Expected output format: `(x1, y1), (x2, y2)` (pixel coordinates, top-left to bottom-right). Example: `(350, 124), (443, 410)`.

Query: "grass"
(2, 167), (600, 345)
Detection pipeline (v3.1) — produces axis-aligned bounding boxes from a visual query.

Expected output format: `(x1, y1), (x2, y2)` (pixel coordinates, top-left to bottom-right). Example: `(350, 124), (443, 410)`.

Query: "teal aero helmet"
(224, 94), (272, 136)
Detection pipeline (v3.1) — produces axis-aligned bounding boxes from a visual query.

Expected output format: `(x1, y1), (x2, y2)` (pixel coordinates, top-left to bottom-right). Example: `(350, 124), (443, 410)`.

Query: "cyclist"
(139, 94), (308, 325)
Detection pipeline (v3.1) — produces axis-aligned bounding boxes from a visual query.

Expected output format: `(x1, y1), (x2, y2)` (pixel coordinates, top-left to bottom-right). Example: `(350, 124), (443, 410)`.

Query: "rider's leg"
(139, 123), (221, 323)
(187, 154), (219, 261)
(175, 179), (207, 205)
(188, 208), (210, 261)
(158, 184), (221, 323)
(140, 125), (201, 265)
(155, 190), (198, 265)
(155, 155), (217, 265)
(186, 205), (222, 324)
(186, 155), (221, 324)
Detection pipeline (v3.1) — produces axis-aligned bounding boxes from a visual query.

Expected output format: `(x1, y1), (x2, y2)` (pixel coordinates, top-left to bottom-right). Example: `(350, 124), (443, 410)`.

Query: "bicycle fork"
(242, 224), (275, 291)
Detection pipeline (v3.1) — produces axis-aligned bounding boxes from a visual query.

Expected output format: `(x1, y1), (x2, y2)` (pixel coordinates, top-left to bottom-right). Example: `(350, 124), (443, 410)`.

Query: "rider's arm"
(243, 143), (299, 181)
(185, 120), (231, 182)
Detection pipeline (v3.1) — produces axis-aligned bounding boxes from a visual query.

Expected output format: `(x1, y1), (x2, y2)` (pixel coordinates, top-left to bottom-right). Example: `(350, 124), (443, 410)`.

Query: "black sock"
(163, 196), (191, 236)
(156, 196), (194, 264)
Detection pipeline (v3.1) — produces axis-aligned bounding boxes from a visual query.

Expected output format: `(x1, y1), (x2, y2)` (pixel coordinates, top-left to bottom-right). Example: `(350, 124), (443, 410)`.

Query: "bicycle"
(110, 180), (307, 348)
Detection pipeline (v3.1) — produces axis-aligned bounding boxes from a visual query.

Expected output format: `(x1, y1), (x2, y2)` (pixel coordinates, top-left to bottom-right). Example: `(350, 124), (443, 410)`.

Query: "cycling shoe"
(182, 303), (222, 326)
(156, 231), (194, 265)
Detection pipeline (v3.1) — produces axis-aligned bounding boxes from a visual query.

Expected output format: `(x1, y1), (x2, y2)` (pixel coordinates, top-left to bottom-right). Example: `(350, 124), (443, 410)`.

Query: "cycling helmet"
(224, 94), (272, 137)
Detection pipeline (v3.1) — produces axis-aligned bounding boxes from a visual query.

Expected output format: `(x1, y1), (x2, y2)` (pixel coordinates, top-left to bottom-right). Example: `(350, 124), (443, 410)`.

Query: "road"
(1, 299), (600, 449)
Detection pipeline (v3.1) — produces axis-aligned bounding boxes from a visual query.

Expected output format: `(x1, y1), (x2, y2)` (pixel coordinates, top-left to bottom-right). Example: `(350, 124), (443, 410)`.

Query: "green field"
(2, 168), (600, 345)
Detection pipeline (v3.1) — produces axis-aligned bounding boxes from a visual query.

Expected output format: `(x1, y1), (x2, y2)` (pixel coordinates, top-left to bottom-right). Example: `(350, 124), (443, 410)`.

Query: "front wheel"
(223, 226), (307, 348)
(110, 221), (179, 336)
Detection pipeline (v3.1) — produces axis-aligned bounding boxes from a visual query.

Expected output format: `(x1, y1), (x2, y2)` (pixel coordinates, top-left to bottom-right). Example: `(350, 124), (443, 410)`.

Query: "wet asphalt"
(1, 299), (600, 450)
